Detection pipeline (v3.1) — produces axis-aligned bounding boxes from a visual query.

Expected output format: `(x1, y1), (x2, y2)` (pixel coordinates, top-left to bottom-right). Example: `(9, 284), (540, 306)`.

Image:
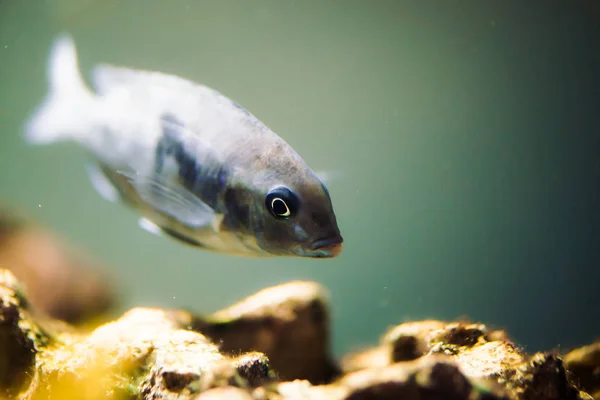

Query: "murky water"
(1, 0), (599, 356)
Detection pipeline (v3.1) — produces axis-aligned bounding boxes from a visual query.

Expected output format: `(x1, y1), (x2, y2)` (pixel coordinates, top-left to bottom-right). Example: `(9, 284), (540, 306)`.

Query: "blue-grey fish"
(24, 34), (343, 258)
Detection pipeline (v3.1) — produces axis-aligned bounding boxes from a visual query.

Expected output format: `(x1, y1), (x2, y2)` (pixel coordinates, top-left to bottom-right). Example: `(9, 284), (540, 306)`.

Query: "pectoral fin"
(116, 169), (215, 229)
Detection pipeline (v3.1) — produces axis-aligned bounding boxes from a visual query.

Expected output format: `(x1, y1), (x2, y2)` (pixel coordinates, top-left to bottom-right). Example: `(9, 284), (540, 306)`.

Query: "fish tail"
(24, 33), (95, 145)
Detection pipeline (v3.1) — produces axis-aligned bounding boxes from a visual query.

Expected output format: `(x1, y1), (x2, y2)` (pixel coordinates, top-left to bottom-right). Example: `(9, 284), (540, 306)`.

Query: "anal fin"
(86, 162), (120, 203)
(138, 217), (163, 236)
(160, 226), (206, 248)
(138, 217), (206, 248)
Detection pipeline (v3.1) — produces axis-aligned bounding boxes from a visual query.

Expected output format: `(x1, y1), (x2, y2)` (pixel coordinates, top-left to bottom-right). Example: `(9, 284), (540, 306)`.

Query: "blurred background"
(0, 0), (599, 357)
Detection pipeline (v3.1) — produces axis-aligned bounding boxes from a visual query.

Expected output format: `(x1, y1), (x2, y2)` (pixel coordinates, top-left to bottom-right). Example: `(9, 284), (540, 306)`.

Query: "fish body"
(25, 34), (343, 258)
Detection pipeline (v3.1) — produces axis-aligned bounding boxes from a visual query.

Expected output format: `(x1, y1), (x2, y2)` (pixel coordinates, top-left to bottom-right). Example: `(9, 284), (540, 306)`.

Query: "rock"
(27, 306), (274, 400)
(0, 270), (48, 398)
(509, 352), (593, 400)
(341, 319), (592, 400)
(338, 356), (505, 400)
(564, 343), (600, 399)
(272, 379), (346, 400)
(232, 352), (277, 387)
(195, 387), (253, 400)
(3, 281), (278, 400)
(341, 320), (519, 375)
(0, 207), (116, 324)
(30, 307), (199, 399)
(0, 268), (596, 399)
(267, 356), (509, 400)
(190, 281), (339, 384)
(138, 327), (231, 399)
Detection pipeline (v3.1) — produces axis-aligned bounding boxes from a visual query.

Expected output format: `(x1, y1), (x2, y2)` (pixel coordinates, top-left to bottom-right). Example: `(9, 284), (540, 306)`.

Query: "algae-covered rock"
(341, 319), (593, 400)
(0, 268), (597, 399)
(25, 307), (276, 400)
(190, 280), (339, 384)
(564, 342), (600, 399)
(341, 320), (520, 375)
(264, 355), (508, 400)
(0, 270), (48, 398)
(503, 352), (593, 400)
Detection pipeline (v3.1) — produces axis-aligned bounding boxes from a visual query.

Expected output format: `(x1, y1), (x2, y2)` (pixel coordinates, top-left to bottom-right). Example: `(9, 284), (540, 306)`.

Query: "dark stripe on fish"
(160, 225), (206, 248)
(223, 187), (250, 230)
(155, 113), (228, 211)
(154, 114), (184, 174)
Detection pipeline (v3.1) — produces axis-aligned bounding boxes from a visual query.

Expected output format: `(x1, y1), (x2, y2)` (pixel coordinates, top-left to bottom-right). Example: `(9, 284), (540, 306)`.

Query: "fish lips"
(300, 235), (344, 258)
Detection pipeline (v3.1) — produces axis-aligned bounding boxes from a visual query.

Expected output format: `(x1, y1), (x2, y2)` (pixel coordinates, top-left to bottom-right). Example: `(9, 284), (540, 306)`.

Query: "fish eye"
(265, 187), (299, 219)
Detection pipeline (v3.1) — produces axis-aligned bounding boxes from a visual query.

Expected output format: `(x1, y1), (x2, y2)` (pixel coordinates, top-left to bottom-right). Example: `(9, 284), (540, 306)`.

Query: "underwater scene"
(1, 1), (600, 399)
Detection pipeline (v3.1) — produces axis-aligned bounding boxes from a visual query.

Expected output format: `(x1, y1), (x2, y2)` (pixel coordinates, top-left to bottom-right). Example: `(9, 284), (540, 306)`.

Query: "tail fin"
(24, 33), (94, 145)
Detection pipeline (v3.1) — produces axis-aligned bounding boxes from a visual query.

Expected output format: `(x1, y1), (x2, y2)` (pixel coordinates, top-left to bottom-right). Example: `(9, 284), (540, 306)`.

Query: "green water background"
(1, 1), (599, 356)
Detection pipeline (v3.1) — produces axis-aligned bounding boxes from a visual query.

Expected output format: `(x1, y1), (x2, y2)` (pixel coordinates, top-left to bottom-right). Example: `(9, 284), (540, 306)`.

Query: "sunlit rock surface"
(0, 268), (597, 399)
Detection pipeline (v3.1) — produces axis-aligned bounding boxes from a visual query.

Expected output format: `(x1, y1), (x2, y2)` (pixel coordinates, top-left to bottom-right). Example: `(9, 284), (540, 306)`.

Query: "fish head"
(243, 172), (343, 258)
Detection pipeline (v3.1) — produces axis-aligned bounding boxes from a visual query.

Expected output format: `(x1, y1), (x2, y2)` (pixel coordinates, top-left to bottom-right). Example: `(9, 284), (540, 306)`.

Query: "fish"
(24, 34), (343, 259)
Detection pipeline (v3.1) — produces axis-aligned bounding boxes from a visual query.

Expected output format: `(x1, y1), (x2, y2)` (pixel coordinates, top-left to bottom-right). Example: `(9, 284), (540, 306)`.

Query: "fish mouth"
(304, 235), (344, 258)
